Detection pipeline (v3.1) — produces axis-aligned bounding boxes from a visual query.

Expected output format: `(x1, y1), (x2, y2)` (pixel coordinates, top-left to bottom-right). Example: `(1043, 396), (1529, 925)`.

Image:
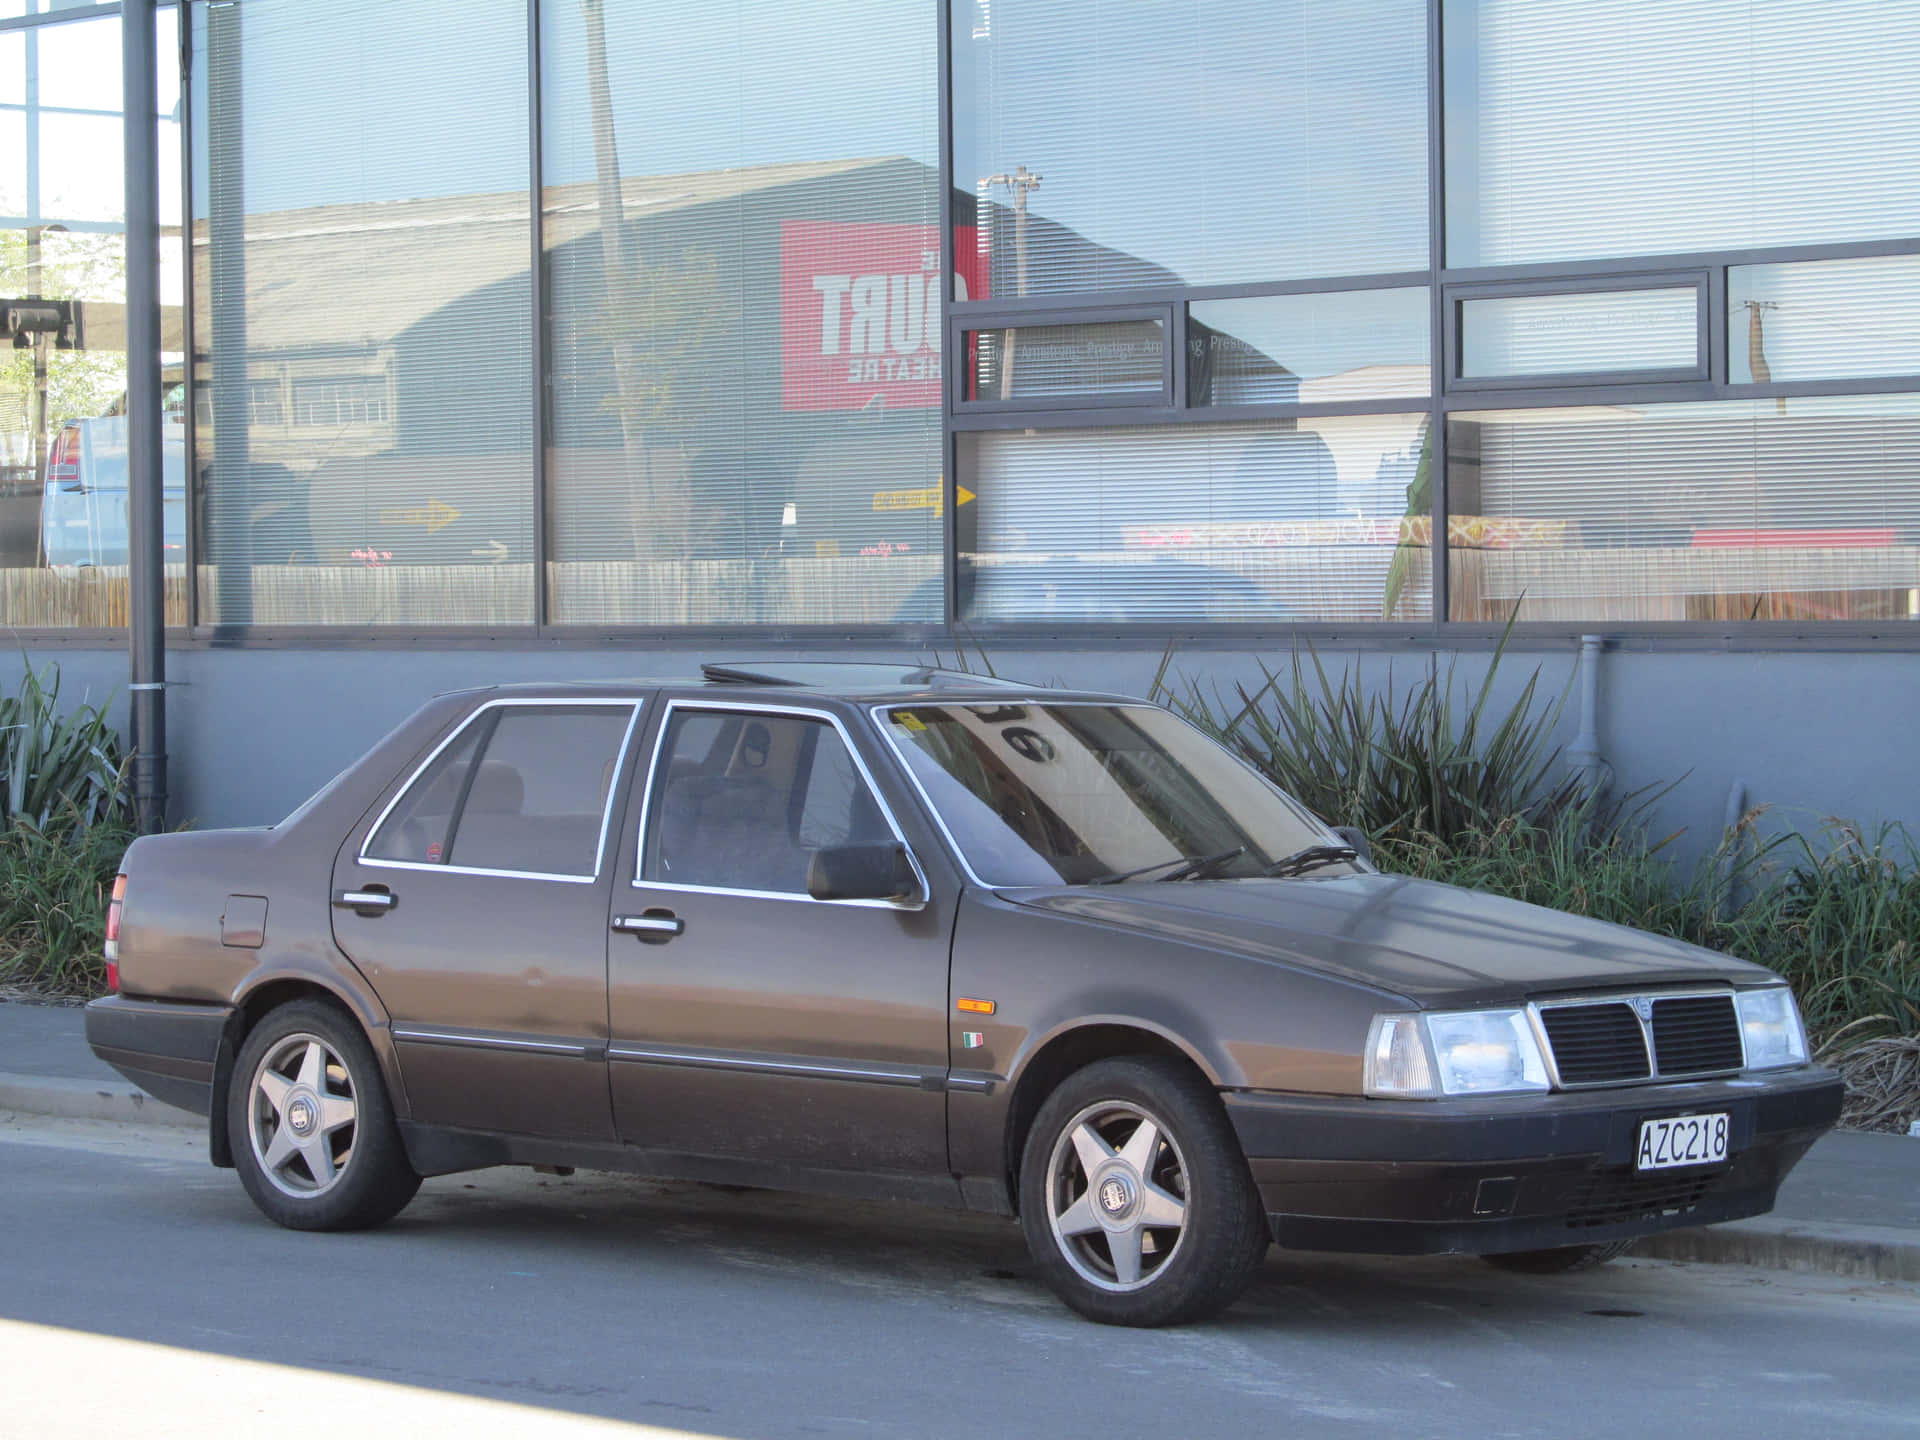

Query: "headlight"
(1365, 1008), (1551, 1099)
(1735, 985), (1809, 1070)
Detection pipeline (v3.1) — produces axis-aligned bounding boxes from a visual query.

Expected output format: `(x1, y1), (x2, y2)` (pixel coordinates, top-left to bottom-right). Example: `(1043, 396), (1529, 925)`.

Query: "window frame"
(359, 696), (643, 884)
(1443, 271), (1711, 392)
(631, 697), (930, 909)
(952, 303), (1176, 414)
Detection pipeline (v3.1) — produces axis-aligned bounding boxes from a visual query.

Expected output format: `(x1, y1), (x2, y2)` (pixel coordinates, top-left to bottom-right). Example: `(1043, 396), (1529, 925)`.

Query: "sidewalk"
(2, 999), (1915, 1282)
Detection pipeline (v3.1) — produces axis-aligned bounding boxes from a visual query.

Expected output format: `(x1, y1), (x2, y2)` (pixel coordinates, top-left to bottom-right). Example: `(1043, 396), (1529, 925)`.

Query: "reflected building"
(0, 0), (1917, 836)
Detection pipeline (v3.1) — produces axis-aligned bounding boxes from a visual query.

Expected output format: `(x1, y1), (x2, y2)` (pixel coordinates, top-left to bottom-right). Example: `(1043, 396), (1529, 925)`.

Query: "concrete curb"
(1633, 1218), (1920, 1285)
(0, 1071), (199, 1129)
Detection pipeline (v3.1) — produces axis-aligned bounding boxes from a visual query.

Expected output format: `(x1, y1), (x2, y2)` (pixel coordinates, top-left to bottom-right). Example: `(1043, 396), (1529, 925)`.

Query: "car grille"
(1540, 1003), (1650, 1084)
(1650, 995), (1745, 1075)
(1565, 1168), (1726, 1229)
(1539, 992), (1744, 1086)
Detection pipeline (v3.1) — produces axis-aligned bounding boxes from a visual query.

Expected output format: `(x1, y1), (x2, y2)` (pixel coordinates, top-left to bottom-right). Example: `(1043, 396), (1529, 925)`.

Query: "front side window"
(642, 710), (895, 895)
(366, 703), (637, 877)
(881, 702), (1338, 887)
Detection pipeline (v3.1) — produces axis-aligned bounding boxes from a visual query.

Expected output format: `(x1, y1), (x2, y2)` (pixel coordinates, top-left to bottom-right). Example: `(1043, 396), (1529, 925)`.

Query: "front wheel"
(1019, 1056), (1269, 1327)
(227, 998), (420, 1232)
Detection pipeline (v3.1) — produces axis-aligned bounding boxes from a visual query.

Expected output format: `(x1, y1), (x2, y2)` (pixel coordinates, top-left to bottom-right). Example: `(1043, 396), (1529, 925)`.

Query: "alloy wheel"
(246, 1032), (359, 1199)
(1044, 1099), (1190, 1292)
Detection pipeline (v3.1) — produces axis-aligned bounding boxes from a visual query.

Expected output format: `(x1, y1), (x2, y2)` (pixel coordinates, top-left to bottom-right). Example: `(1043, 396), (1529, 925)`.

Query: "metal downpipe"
(123, 0), (167, 833)
(1566, 634), (1611, 801)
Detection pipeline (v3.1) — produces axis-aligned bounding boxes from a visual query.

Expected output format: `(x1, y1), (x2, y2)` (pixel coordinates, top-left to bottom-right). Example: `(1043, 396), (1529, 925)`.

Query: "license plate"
(1636, 1112), (1730, 1172)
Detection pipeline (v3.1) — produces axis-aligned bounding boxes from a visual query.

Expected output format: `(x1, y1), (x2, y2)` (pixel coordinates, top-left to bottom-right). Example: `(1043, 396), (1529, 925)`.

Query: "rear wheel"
(227, 999), (420, 1231)
(1481, 1239), (1634, 1274)
(1019, 1056), (1269, 1327)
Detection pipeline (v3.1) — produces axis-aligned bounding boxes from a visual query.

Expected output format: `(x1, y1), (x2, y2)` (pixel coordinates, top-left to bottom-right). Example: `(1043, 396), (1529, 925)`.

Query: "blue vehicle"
(40, 407), (188, 567)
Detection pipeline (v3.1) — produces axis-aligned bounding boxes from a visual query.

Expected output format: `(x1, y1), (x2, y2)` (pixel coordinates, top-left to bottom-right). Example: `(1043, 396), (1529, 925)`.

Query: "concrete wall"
(25, 641), (1918, 868)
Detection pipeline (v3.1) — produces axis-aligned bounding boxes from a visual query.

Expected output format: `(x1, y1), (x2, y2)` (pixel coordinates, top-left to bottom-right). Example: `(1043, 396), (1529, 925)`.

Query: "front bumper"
(85, 993), (233, 1117)
(1224, 1066), (1843, 1256)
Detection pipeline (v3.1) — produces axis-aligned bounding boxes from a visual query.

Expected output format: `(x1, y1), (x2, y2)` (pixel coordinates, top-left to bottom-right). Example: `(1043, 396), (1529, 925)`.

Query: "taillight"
(48, 425), (81, 487)
(104, 874), (126, 991)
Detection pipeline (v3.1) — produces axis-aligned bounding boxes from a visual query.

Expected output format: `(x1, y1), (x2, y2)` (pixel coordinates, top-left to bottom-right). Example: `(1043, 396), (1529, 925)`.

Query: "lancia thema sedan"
(86, 662), (1840, 1326)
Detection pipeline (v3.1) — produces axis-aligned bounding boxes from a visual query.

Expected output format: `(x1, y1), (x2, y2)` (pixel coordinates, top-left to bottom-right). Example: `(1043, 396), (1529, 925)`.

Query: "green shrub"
(1155, 640), (1917, 1052)
(0, 805), (134, 995)
(0, 659), (130, 830)
(1714, 821), (1920, 1049)
(1152, 625), (1609, 849)
(0, 660), (134, 996)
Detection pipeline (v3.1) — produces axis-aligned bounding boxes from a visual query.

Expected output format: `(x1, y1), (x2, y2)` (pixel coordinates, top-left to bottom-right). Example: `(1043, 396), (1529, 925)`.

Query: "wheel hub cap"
(1096, 1171), (1136, 1220)
(286, 1093), (318, 1137)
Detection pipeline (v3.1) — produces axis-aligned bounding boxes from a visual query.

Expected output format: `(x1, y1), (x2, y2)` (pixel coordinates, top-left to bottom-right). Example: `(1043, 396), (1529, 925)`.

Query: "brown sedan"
(87, 662), (1840, 1326)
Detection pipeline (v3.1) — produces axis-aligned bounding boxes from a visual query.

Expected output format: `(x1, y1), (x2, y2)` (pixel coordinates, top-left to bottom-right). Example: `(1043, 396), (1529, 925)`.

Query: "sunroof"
(699, 661), (1025, 689)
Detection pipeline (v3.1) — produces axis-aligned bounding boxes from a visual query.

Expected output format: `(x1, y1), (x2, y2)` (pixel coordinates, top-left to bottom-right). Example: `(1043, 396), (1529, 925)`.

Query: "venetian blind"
(1450, 396), (1920, 624)
(194, 0), (535, 626)
(1447, 0), (1920, 267)
(961, 416), (1431, 624)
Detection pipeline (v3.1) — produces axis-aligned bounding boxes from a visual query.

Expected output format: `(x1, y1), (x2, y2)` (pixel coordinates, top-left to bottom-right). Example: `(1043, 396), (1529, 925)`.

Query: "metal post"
(207, 0), (251, 634)
(123, 0), (167, 832)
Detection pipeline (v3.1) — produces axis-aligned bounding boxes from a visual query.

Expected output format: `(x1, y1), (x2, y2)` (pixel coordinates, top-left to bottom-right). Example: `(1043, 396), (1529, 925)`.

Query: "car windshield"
(880, 702), (1349, 887)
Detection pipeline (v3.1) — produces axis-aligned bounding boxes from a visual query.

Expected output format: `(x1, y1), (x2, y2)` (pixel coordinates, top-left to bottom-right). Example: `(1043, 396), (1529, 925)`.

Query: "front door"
(606, 700), (952, 1184)
(330, 697), (644, 1141)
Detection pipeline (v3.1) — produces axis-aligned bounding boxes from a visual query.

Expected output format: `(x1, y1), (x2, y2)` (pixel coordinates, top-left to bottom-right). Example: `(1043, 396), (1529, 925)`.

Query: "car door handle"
(334, 889), (396, 911)
(612, 912), (683, 940)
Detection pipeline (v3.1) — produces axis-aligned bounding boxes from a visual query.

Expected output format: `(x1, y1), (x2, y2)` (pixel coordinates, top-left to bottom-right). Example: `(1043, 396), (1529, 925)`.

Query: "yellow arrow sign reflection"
(379, 499), (463, 534)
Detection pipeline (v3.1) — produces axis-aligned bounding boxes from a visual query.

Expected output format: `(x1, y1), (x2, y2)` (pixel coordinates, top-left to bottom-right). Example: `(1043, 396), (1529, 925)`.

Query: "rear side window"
(366, 703), (637, 878)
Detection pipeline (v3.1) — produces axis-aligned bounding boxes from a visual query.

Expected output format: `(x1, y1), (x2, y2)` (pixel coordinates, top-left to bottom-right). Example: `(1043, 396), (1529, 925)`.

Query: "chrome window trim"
(631, 697), (930, 909)
(871, 698), (1348, 891)
(391, 1026), (589, 1058)
(605, 1043), (934, 1088)
(1529, 986), (1746, 1091)
(358, 696), (643, 884)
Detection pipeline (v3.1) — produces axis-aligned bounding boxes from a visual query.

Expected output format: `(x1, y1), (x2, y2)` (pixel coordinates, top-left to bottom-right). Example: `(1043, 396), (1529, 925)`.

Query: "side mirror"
(1332, 826), (1373, 865)
(806, 842), (921, 904)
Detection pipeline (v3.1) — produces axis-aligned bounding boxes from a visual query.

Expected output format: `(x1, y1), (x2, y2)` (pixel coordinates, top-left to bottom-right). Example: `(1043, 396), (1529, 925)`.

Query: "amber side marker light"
(956, 997), (996, 1015)
(104, 874), (126, 993)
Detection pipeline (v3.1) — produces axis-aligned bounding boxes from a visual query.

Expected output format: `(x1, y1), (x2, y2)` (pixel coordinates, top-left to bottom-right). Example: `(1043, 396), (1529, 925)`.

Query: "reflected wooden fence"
(0, 557), (944, 628)
(10, 546), (1896, 630)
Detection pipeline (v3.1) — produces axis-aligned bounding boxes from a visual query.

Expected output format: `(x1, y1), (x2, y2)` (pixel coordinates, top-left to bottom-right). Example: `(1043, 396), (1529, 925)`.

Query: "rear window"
(366, 703), (637, 878)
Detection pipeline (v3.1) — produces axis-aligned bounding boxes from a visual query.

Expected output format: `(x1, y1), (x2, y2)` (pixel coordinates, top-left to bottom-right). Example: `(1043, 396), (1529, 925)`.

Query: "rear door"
(605, 698), (956, 1186)
(330, 696), (644, 1141)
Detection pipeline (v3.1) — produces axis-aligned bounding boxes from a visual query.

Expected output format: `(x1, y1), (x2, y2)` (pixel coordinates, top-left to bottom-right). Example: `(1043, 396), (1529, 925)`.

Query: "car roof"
(437, 661), (1140, 707)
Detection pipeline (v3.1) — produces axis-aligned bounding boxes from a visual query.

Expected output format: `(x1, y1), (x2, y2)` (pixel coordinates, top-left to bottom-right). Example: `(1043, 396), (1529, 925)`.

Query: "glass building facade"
(1, 0), (1917, 638)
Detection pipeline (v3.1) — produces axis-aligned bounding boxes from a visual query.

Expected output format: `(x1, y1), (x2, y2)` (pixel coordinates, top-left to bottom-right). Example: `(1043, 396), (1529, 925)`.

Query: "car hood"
(997, 872), (1775, 1007)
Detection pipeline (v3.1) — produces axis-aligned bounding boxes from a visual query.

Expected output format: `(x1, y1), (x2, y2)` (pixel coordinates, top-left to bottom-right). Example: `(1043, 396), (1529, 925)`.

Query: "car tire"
(1481, 1238), (1635, 1274)
(227, 998), (420, 1232)
(1019, 1056), (1269, 1327)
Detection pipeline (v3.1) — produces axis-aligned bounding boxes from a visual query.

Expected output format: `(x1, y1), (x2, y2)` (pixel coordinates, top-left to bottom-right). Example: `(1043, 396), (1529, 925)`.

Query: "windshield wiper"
(1089, 845), (1247, 885)
(1261, 844), (1360, 879)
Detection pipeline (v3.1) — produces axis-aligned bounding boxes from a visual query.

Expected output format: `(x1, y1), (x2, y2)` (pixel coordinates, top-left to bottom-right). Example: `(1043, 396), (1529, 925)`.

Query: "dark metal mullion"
(1426, 0), (1447, 630)
(1439, 379), (1723, 413)
(111, 618), (1920, 653)
(527, 0), (549, 633)
(947, 396), (1419, 431)
(1169, 299), (1188, 411)
(947, 268), (1431, 317)
(938, 0), (957, 632)
(1439, 234), (1920, 287)
(1706, 264), (1728, 385)
(1447, 268), (1712, 301)
(177, 0), (195, 630)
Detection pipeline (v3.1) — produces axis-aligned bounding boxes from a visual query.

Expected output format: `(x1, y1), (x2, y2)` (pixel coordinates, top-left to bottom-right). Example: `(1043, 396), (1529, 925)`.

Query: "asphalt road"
(3, 1113), (1917, 1440)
